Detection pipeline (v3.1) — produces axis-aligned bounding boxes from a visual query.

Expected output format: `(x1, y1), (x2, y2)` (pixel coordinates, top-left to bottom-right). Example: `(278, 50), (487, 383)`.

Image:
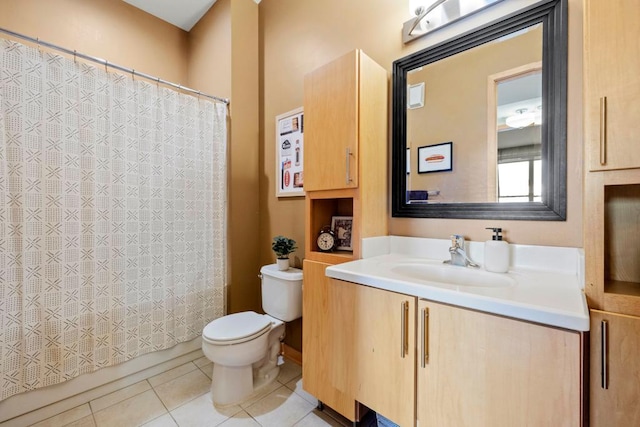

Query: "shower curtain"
(0, 39), (227, 401)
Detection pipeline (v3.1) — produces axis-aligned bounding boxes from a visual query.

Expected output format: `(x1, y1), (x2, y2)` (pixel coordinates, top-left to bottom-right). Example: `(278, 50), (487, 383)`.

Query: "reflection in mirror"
(495, 68), (542, 203)
(406, 24), (542, 204)
(393, 0), (567, 220)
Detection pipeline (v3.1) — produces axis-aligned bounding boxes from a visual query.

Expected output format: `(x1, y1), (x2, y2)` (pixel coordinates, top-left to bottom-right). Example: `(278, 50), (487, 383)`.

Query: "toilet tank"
(260, 264), (303, 322)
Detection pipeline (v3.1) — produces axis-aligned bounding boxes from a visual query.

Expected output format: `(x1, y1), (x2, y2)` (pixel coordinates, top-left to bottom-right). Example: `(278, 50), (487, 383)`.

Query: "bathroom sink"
(389, 262), (515, 288)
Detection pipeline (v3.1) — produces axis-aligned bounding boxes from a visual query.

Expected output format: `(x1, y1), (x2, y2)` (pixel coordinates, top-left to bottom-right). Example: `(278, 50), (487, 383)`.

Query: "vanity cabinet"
(351, 282), (416, 427)
(303, 49), (387, 192)
(418, 300), (582, 427)
(317, 278), (583, 426)
(584, 0), (640, 171)
(301, 264), (417, 425)
(590, 310), (640, 427)
(301, 260), (357, 420)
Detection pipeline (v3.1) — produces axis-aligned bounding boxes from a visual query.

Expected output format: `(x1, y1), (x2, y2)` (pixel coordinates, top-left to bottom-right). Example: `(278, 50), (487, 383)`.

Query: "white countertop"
(325, 237), (590, 332)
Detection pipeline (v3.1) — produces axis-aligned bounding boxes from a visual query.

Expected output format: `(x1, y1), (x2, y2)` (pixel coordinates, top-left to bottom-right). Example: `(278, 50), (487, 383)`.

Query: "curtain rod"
(0, 26), (230, 105)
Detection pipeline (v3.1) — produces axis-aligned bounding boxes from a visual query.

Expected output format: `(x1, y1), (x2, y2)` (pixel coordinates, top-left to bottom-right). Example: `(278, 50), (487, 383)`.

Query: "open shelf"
(604, 184), (640, 293)
(306, 190), (356, 262)
(601, 183), (640, 316)
(606, 280), (640, 298)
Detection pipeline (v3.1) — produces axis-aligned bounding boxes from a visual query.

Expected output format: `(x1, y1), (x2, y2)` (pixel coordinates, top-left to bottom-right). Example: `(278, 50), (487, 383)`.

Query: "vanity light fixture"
(505, 108), (536, 129)
(403, 0), (505, 44)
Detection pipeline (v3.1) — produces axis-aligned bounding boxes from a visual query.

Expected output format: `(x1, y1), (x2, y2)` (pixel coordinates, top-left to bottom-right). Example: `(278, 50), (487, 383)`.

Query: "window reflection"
(498, 159), (541, 202)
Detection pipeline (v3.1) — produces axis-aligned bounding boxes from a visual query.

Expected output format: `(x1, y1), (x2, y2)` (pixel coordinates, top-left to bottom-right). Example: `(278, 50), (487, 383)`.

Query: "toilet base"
(210, 339), (283, 407)
(211, 364), (253, 407)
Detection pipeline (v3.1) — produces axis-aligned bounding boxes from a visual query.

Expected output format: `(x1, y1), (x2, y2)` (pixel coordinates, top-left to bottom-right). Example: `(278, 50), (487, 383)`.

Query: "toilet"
(201, 264), (303, 406)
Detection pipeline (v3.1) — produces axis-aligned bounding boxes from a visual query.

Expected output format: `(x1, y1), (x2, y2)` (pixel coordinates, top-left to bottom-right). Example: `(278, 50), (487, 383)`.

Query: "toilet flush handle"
(258, 273), (263, 279)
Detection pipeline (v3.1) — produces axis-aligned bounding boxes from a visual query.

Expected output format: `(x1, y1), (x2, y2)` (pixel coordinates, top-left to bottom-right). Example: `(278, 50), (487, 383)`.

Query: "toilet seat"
(203, 311), (272, 345)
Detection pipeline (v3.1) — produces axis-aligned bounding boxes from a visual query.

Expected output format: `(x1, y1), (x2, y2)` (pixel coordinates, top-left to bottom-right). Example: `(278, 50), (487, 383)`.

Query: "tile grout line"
(148, 362), (198, 389)
(148, 372), (215, 425)
(196, 364), (211, 379)
(89, 407), (98, 427)
(149, 381), (172, 420)
(142, 378), (174, 427)
(89, 379), (153, 416)
(61, 364), (313, 427)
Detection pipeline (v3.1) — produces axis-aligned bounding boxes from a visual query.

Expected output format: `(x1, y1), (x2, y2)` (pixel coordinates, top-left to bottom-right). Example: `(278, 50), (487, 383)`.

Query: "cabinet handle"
(599, 96), (607, 165)
(601, 319), (608, 389)
(400, 301), (409, 358)
(421, 307), (429, 367)
(345, 148), (353, 185)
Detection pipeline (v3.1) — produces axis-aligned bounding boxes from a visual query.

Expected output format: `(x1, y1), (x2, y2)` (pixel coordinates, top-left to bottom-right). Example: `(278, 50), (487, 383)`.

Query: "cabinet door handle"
(400, 301), (409, 358)
(421, 307), (429, 367)
(345, 148), (353, 185)
(599, 96), (607, 165)
(601, 319), (608, 389)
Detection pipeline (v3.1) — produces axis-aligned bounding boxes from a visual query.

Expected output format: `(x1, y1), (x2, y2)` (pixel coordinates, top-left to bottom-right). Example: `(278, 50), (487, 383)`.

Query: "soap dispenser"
(484, 227), (509, 273)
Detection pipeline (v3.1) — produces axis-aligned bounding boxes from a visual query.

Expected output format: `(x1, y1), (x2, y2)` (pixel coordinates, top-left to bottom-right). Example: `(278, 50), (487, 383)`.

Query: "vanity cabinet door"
(417, 300), (582, 427)
(350, 282), (416, 427)
(302, 260), (356, 421)
(590, 310), (640, 426)
(585, 0), (640, 171)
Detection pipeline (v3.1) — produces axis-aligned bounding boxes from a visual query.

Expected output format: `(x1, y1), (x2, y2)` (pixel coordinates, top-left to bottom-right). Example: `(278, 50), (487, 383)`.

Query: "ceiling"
(123, 0), (260, 32)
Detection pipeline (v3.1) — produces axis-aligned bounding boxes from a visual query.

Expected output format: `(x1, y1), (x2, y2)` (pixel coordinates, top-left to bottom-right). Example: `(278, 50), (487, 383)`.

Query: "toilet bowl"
(201, 264), (302, 406)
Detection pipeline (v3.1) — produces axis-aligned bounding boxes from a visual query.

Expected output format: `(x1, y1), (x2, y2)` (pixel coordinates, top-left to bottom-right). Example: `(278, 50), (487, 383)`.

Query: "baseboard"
(282, 343), (302, 366)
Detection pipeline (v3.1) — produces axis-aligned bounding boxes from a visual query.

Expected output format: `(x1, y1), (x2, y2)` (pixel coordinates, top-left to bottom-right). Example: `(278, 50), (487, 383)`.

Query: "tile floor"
(26, 358), (349, 427)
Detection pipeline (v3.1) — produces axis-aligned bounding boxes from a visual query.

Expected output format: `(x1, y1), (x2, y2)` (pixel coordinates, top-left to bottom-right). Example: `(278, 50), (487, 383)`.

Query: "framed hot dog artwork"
(417, 142), (453, 174)
(276, 107), (304, 197)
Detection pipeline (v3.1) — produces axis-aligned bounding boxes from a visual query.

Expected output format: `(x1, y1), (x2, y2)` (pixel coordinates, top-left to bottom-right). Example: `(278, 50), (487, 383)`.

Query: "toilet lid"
(203, 311), (272, 344)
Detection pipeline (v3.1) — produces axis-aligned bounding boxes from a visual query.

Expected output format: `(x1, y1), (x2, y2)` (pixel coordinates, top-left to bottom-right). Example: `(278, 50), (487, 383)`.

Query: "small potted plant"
(272, 235), (297, 270)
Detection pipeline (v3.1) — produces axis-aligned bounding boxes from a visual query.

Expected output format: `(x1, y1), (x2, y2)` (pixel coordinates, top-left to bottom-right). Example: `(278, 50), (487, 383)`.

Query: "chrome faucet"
(444, 234), (479, 268)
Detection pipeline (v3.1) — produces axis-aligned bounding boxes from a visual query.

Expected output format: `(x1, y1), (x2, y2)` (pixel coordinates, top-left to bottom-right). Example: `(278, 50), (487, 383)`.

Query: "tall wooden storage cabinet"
(584, 1), (640, 425)
(301, 49), (388, 422)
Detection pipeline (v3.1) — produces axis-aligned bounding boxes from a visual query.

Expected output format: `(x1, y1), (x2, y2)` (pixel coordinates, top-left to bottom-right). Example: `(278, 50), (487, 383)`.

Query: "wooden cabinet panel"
(417, 300), (581, 427)
(590, 310), (640, 427)
(585, 0), (640, 171)
(303, 49), (387, 192)
(301, 260), (356, 420)
(304, 50), (359, 191)
(350, 283), (416, 427)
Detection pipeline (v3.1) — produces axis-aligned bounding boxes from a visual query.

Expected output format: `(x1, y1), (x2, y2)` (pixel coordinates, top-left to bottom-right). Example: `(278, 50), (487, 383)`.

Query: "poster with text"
(276, 107), (304, 197)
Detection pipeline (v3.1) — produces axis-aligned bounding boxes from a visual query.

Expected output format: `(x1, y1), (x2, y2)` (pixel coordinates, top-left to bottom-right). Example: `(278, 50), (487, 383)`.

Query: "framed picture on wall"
(418, 142), (453, 173)
(331, 216), (353, 251)
(276, 107), (305, 197)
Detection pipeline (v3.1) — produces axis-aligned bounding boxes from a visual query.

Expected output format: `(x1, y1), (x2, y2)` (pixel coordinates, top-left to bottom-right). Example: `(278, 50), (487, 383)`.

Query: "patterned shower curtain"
(0, 39), (227, 401)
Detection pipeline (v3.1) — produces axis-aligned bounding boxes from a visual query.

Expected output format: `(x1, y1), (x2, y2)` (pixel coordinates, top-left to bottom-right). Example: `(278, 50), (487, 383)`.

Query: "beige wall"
(189, 0), (261, 314)
(188, 0), (232, 99)
(260, 0), (583, 251)
(0, 0), (188, 83)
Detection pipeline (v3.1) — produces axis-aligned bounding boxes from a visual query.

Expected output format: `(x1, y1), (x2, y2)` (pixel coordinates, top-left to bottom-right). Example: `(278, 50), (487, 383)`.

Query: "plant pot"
(276, 258), (290, 271)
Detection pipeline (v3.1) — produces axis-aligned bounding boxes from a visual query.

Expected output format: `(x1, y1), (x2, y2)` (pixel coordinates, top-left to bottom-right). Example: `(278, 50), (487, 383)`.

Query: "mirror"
(392, 0), (567, 220)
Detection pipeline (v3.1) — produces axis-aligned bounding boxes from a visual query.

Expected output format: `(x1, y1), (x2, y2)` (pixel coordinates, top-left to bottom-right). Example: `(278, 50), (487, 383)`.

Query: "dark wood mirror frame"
(392, 0), (567, 220)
